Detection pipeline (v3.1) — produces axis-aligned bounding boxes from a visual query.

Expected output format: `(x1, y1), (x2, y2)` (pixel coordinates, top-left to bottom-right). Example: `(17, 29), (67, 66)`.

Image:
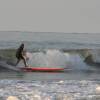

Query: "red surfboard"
(20, 67), (64, 72)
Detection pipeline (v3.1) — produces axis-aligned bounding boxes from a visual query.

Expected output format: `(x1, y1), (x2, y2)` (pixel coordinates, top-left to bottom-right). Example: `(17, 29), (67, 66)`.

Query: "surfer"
(15, 43), (28, 67)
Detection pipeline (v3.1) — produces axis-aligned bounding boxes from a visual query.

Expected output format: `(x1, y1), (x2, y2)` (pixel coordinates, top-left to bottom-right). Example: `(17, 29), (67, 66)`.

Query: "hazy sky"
(0, 0), (100, 33)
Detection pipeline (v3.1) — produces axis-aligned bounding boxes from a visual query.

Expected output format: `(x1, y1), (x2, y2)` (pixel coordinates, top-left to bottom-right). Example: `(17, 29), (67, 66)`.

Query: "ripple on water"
(0, 80), (99, 100)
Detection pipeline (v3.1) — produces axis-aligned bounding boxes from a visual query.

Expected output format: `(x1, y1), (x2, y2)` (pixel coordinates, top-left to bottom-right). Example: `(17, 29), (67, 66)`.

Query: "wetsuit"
(16, 44), (27, 67)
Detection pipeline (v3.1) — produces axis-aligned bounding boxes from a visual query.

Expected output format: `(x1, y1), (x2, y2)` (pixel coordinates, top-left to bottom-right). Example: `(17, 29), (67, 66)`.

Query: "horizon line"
(0, 31), (99, 34)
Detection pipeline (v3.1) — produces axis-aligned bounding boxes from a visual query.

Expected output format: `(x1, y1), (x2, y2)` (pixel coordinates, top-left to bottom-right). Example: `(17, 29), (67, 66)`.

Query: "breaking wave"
(0, 48), (100, 71)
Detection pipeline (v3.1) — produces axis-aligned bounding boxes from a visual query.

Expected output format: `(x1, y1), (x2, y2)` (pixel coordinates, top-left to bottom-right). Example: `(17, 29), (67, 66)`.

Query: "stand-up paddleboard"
(20, 67), (65, 72)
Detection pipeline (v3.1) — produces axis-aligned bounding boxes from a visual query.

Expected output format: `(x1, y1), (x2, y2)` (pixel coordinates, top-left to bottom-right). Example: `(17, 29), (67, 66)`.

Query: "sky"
(0, 0), (100, 33)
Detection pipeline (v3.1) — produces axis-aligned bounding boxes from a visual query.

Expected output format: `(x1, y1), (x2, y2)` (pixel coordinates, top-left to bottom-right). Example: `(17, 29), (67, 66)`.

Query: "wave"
(0, 49), (100, 71)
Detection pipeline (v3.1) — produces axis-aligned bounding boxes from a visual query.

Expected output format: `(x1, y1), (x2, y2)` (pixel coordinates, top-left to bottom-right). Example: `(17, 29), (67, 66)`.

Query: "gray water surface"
(0, 32), (100, 100)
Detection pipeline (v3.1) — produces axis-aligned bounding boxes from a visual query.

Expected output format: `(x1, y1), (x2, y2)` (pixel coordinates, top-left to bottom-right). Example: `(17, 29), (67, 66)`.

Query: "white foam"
(26, 50), (88, 70)
(28, 50), (69, 67)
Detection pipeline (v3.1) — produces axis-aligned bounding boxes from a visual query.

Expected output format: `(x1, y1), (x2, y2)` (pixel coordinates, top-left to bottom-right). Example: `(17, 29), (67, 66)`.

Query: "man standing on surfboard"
(15, 43), (28, 67)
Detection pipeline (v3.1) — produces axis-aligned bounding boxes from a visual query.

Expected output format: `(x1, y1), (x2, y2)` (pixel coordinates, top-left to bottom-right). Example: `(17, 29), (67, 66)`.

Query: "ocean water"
(0, 31), (100, 99)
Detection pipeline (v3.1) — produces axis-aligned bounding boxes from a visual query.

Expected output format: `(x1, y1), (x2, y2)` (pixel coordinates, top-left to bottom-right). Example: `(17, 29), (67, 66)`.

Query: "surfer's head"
(20, 43), (24, 49)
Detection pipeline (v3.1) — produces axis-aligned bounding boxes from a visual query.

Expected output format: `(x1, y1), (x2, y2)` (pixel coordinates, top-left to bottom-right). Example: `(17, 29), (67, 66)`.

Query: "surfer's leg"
(15, 59), (20, 66)
(22, 57), (28, 67)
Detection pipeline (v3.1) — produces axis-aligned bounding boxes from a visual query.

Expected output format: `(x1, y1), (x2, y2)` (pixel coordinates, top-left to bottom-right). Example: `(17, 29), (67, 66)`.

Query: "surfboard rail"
(20, 67), (65, 72)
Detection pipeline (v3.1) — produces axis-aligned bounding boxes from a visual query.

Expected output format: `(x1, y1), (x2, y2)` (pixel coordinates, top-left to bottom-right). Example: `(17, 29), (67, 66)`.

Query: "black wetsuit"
(15, 44), (27, 67)
(16, 47), (24, 60)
